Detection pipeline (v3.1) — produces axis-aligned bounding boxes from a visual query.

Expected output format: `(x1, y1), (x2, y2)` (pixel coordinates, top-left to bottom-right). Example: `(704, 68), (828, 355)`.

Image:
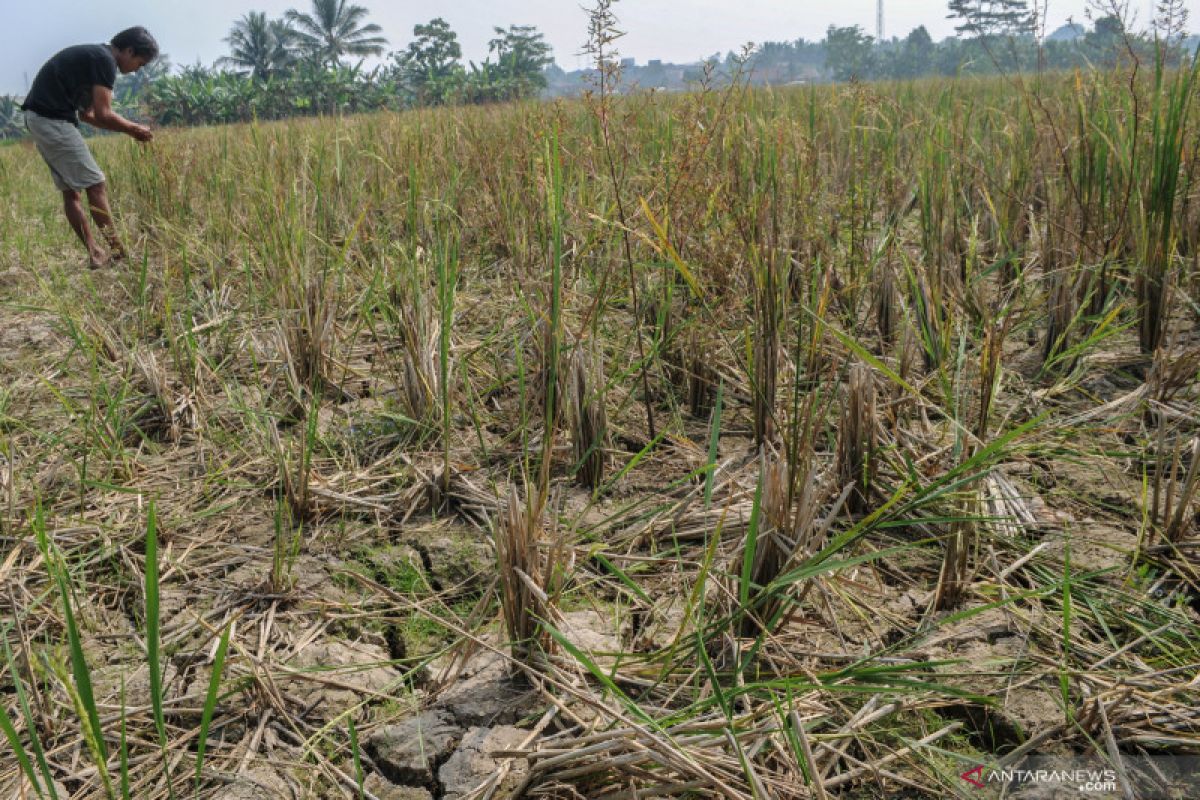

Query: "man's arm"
(84, 86), (153, 142)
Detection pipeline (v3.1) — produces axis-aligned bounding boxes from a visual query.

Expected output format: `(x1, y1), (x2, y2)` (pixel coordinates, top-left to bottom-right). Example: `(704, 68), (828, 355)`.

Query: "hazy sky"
(3, 0), (1195, 94)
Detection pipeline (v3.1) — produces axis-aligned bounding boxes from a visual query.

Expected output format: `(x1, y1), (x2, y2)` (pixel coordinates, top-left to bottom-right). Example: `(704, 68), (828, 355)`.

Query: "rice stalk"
(1043, 269), (1075, 366)
(836, 364), (877, 517)
(394, 290), (440, 426)
(567, 344), (608, 490)
(875, 260), (898, 350)
(737, 450), (835, 640)
(684, 328), (719, 418)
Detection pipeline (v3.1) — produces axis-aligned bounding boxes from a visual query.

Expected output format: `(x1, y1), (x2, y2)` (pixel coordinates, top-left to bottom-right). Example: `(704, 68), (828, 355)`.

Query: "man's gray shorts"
(24, 111), (106, 192)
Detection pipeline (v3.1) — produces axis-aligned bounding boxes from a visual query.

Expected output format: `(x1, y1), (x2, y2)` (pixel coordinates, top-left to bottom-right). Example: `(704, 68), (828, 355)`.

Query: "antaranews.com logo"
(959, 755), (1200, 798)
(960, 764), (1118, 794)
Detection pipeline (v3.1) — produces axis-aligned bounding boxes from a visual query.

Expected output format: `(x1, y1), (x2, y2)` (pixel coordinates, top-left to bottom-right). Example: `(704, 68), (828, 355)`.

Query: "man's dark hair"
(111, 27), (159, 61)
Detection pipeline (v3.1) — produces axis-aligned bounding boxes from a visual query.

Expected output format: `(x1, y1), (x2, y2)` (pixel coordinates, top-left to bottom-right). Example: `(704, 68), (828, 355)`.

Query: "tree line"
(1, 0), (1197, 137)
(143, 1), (553, 126)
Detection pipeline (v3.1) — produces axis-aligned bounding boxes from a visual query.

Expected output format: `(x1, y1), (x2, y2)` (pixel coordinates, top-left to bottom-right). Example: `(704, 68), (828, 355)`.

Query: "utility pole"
(877, 0), (885, 41)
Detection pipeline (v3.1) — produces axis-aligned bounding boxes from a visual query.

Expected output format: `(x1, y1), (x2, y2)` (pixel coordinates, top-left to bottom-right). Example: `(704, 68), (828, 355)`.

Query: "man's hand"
(88, 85), (153, 142)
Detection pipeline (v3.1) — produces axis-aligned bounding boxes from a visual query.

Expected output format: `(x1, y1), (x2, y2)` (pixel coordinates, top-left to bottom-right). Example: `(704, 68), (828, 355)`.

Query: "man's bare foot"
(88, 253), (110, 270)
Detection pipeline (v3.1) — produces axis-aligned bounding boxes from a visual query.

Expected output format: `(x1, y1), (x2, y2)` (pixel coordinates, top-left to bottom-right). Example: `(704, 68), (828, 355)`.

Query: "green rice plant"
(32, 505), (112, 798)
(194, 622), (232, 795)
(535, 126), (566, 502)
(270, 492), (303, 593)
(433, 230), (459, 502)
(904, 259), (948, 374)
(347, 716), (365, 800)
(1136, 48), (1200, 354)
(2, 629), (59, 800)
(142, 503), (175, 796)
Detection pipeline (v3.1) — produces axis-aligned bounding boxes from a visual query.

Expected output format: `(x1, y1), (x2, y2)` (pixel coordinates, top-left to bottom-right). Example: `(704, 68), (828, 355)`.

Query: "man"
(21, 27), (158, 268)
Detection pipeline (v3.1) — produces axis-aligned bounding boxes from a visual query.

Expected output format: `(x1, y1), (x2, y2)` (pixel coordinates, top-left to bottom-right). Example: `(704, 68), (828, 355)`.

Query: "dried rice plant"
(738, 451), (840, 638)
(396, 299), (440, 424)
(495, 489), (567, 665)
(685, 330), (718, 418)
(1042, 270), (1073, 366)
(934, 521), (972, 611)
(875, 261), (898, 349)
(752, 256), (782, 448)
(0, 450), (11, 537)
(1151, 436), (1200, 545)
(131, 346), (196, 443)
(278, 276), (336, 410)
(1149, 347), (1200, 408)
(270, 421), (317, 525)
(977, 318), (1006, 440)
(909, 267), (944, 372)
(836, 364), (877, 517)
(567, 345), (608, 490)
(532, 315), (567, 431)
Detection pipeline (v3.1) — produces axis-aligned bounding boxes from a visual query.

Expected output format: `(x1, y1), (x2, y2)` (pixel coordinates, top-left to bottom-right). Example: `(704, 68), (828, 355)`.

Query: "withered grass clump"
(836, 364), (877, 516)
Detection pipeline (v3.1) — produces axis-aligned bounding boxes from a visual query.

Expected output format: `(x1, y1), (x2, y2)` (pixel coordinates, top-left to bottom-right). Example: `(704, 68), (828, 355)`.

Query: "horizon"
(3, 0), (1198, 95)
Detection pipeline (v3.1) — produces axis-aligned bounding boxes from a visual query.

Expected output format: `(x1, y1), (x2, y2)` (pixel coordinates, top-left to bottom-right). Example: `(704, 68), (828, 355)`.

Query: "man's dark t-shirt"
(21, 45), (117, 125)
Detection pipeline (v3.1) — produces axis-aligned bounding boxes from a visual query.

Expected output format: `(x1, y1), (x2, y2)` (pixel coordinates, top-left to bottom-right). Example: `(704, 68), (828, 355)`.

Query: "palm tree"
(219, 12), (296, 80)
(0, 95), (24, 140)
(284, 0), (387, 67)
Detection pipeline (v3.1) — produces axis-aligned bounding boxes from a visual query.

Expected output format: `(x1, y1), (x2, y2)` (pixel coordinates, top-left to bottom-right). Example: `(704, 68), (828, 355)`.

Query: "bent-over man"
(21, 27), (158, 268)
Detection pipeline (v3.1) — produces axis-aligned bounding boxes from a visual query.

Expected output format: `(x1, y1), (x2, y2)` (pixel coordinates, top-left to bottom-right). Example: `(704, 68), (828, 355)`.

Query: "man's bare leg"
(63, 189), (108, 268)
(85, 182), (126, 261)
